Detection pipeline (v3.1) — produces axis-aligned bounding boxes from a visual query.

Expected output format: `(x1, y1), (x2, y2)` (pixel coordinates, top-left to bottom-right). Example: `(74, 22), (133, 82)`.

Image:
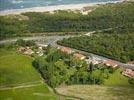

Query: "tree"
(88, 62), (93, 72)
(16, 39), (25, 46)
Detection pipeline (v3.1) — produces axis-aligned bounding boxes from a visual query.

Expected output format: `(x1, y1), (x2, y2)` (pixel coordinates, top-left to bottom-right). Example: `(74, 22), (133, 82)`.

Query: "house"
(23, 48), (34, 56)
(127, 61), (134, 65)
(92, 60), (102, 65)
(60, 47), (72, 54)
(103, 60), (118, 68)
(73, 53), (86, 60)
(36, 46), (44, 56)
(38, 46), (43, 50)
(122, 69), (134, 78)
(37, 44), (48, 48)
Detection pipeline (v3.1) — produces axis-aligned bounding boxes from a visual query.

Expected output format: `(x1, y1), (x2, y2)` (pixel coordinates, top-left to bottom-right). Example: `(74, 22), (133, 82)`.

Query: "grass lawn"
(104, 69), (132, 86)
(0, 84), (57, 100)
(0, 49), (40, 86)
(0, 49), (57, 100)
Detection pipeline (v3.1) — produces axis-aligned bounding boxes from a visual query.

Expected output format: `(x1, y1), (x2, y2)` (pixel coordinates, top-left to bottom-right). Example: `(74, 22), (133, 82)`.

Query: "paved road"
(53, 43), (134, 69)
(0, 36), (63, 44)
(49, 36), (134, 69)
(0, 27), (118, 45)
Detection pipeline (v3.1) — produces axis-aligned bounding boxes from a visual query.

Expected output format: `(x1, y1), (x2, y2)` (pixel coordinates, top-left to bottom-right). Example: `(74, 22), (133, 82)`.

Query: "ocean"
(0, 0), (120, 11)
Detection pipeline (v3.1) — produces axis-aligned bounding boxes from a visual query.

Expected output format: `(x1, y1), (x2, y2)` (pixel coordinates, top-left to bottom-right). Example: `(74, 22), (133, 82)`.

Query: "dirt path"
(0, 81), (42, 91)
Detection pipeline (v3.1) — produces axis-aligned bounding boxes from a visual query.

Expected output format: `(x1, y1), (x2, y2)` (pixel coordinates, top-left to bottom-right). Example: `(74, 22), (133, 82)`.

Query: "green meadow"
(0, 84), (57, 100)
(56, 85), (134, 100)
(0, 49), (57, 100)
(104, 69), (132, 86)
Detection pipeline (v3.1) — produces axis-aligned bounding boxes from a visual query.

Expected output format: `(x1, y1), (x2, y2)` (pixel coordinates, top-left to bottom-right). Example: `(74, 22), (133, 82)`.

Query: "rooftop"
(60, 47), (72, 54)
(103, 60), (118, 68)
(127, 61), (134, 64)
(73, 53), (86, 60)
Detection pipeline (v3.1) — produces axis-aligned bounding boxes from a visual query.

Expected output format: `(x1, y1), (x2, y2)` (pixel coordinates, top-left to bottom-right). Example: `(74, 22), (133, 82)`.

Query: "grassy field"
(56, 69), (134, 100)
(0, 84), (57, 100)
(56, 85), (134, 100)
(0, 49), (40, 86)
(0, 49), (57, 100)
(104, 69), (131, 86)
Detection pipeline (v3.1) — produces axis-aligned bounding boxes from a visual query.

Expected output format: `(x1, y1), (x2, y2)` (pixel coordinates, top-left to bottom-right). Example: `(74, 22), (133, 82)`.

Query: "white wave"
(45, 1), (52, 6)
(21, 5), (24, 8)
(11, 0), (23, 4)
(58, 0), (62, 1)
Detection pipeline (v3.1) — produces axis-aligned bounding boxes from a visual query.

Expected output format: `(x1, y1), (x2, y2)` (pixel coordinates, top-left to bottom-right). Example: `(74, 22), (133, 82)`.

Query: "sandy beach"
(0, 1), (123, 16)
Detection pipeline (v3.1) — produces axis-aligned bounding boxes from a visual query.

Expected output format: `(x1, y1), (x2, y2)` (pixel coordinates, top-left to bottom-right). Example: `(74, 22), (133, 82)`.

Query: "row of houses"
(91, 59), (134, 78)
(58, 47), (134, 78)
(18, 45), (134, 78)
(18, 44), (48, 56)
(58, 47), (86, 60)
(122, 61), (134, 78)
(91, 59), (118, 69)
(18, 47), (34, 56)
(58, 47), (118, 68)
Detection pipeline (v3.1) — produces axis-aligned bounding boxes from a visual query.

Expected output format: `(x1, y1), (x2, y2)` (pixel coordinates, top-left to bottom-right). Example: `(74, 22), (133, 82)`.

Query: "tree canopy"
(33, 48), (115, 88)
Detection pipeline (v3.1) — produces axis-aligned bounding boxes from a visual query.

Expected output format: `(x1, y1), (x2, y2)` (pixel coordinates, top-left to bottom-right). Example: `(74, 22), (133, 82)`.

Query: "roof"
(73, 53), (86, 60)
(60, 47), (72, 54)
(24, 49), (34, 55)
(92, 60), (102, 65)
(103, 60), (117, 67)
(122, 69), (134, 78)
(127, 61), (134, 64)
(37, 44), (48, 47)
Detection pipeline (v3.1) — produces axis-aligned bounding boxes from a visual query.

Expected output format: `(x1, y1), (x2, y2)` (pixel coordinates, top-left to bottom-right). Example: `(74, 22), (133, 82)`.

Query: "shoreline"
(0, 1), (124, 16)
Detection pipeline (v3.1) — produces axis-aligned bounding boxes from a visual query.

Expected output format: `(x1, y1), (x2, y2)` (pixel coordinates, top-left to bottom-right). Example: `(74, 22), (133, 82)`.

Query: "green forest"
(58, 32), (134, 63)
(0, 1), (134, 39)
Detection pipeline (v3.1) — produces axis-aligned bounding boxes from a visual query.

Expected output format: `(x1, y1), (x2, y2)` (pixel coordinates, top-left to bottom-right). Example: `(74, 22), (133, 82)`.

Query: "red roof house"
(103, 60), (118, 68)
(60, 47), (72, 54)
(73, 53), (86, 60)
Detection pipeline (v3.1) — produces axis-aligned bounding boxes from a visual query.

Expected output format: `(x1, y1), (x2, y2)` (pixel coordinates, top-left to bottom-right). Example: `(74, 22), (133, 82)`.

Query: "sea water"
(0, 0), (120, 11)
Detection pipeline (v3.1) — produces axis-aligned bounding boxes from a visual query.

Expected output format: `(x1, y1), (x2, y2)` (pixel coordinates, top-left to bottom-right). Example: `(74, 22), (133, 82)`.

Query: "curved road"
(0, 35), (134, 69)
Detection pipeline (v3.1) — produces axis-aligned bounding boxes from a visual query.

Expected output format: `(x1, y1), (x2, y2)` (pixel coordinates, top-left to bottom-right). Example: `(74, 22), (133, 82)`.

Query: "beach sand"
(0, 1), (124, 16)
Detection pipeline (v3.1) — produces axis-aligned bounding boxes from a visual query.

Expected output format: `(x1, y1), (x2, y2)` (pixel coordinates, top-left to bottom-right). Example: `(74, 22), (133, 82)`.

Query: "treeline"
(0, 1), (134, 38)
(33, 48), (114, 88)
(58, 32), (134, 63)
(0, 39), (36, 50)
